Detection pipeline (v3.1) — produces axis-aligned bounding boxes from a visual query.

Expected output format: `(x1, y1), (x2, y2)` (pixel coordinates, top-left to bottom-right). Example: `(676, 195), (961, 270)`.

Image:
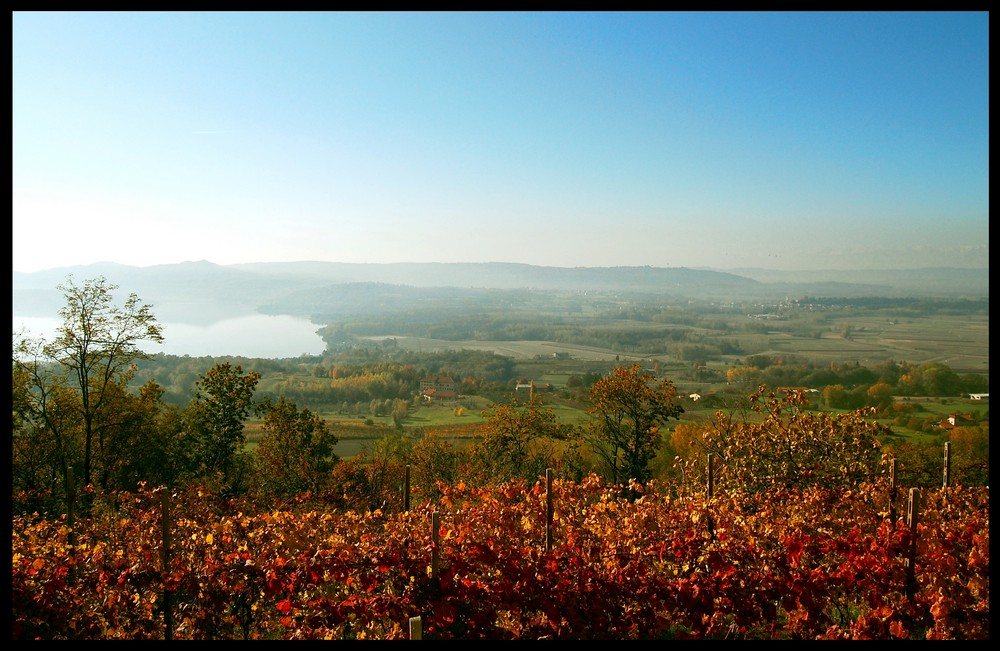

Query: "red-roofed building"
(420, 375), (456, 393)
(420, 388), (458, 402)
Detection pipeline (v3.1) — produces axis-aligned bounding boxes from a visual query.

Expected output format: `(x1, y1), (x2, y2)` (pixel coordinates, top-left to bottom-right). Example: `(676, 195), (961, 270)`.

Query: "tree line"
(125, 347), (986, 417)
(13, 277), (989, 518)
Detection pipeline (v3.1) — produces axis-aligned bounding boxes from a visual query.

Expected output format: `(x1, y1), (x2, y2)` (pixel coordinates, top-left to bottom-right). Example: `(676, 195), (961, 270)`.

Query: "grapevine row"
(11, 477), (989, 640)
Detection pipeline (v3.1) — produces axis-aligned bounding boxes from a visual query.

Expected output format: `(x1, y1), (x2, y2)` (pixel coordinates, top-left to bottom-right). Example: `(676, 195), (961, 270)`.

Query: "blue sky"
(12, 11), (989, 273)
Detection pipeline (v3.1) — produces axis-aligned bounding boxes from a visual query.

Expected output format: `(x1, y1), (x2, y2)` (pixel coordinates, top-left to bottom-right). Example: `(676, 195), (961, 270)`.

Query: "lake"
(13, 313), (328, 358)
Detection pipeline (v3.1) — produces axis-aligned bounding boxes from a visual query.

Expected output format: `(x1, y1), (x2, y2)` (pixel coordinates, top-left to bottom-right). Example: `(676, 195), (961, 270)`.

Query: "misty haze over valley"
(12, 261), (989, 328)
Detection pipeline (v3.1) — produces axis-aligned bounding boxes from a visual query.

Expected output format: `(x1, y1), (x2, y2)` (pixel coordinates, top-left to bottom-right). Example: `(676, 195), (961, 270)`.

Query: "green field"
(359, 309), (988, 378)
(245, 387), (985, 460)
(240, 300), (987, 459)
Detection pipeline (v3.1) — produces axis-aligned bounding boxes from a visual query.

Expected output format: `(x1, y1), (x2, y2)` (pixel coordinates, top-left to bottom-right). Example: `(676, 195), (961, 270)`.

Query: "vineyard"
(11, 476), (989, 640)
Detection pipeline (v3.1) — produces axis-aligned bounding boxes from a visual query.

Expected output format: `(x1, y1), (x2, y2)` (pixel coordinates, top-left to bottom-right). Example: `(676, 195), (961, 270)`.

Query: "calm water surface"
(13, 313), (327, 358)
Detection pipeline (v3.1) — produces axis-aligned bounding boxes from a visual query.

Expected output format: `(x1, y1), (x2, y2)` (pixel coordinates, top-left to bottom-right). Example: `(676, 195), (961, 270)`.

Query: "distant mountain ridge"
(724, 267), (989, 297)
(13, 261), (988, 325)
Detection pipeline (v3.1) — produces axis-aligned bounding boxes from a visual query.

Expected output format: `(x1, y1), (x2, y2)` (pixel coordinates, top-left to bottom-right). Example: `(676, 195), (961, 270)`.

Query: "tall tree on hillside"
(184, 362), (261, 491)
(12, 349), (81, 509)
(472, 397), (569, 485)
(585, 363), (684, 485)
(408, 431), (460, 502)
(96, 379), (188, 491)
(12, 276), (163, 499)
(251, 397), (339, 502)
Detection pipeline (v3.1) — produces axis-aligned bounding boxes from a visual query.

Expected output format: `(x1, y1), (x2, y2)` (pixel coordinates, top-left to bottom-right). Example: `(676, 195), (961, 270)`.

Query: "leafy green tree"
(958, 372), (989, 395)
(130, 380), (190, 487)
(585, 363), (684, 485)
(184, 362), (261, 490)
(12, 276), (163, 499)
(821, 384), (849, 409)
(470, 397), (569, 486)
(250, 397), (339, 502)
(390, 398), (410, 428)
(872, 359), (903, 386)
(471, 396), (572, 483)
(914, 362), (963, 397)
(365, 434), (413, 510)
(85, 378), (186, 492)
(12, 353), (81, 511)
(408, 431), (459, 503)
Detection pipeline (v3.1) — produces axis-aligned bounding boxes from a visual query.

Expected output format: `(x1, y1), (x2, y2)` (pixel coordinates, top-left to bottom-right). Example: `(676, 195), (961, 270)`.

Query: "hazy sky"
(12, 11), (989, 273)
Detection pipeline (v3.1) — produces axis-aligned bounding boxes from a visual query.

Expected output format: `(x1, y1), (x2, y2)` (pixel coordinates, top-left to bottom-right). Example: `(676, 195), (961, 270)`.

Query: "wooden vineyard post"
(161, 489), (173, 641)
(705, 454), (716, 541)
(66, 466), (76, 584)
(943, 442), (951, 488)
(409, 616), (422, 640)
(904, 488), (920, 597)
(431, 511), (440, 580)
(888, 458), (898, 522)
(706, 454), (714, 499)
(545, 468), (554, 553)
(404, 464), (411, 512)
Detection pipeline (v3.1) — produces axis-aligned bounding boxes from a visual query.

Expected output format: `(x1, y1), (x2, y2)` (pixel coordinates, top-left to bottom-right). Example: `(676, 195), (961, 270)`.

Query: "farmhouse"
(933, 413), (978, 430)
(420, 388), (458, 402)
(420, 374), (456, 393)
(419, 375), (458, 402)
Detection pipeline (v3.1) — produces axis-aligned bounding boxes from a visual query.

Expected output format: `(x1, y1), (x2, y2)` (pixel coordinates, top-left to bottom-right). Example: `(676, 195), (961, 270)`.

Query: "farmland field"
(360, 336), (630, 362)
(360, 308), (989, 376)
(236, 300), (988, 460)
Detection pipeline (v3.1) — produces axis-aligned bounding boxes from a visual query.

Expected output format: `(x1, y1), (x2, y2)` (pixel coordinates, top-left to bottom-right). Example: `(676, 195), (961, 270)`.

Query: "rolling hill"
(13, 261), (988, 325)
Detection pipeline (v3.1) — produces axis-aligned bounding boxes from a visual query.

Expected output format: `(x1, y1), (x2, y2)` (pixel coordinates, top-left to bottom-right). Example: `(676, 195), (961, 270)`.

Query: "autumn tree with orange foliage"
(585, 363), (684, 485)
(674, 386), (887, 496)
